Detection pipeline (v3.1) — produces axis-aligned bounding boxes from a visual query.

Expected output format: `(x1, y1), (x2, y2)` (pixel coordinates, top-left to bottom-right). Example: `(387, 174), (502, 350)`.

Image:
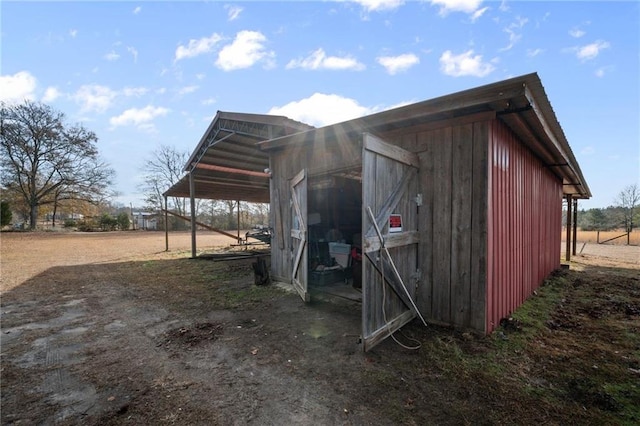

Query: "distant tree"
(1, 200), (12, 227)
(615, 184), (640, 237)
(581, 208), (613, 231)
(116, 212), (130, 230)
(139, 145), (189, 229)
(0, 101), (114, 230)
(99, 213), (118, 231)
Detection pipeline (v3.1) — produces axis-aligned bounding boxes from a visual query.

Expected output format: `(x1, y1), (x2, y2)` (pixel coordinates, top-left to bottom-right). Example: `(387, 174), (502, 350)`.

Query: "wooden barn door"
(361, 133), (425, 351)
(290, 169), (310, 302)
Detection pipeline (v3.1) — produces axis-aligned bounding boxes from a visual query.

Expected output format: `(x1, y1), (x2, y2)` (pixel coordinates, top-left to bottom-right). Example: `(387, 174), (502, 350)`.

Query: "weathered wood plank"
(431, 127), (453, 324)
(417, 130), (435, 319)
(364, 132), (420, 168)
(470, 120), (489, 333)
(450, 124), (473, 329)
(363, 230), (419, 253)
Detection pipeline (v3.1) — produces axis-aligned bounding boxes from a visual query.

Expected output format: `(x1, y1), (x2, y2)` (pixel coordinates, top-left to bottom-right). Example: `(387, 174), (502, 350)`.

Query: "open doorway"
(306, 172), (363, 301)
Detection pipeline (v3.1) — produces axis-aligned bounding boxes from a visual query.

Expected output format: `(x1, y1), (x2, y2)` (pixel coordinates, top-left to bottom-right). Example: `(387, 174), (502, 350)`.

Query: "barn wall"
(268, 136), (361, 282)
(486, 120), (562, 333)
(381, 119), (489, 332)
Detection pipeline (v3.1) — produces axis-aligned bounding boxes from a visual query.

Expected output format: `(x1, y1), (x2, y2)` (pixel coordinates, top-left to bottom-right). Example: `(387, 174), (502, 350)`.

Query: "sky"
(1, 0), (638, 210)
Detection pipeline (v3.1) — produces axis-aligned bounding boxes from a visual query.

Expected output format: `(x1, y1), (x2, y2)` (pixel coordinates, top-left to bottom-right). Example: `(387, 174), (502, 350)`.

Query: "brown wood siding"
(269, 138), (361, 282)
(383, 121), (489, 332)
(486, 120), (562, 333)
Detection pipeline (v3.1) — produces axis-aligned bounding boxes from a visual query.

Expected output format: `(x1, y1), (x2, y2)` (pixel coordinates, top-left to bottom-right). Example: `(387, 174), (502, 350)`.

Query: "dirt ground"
(1, 231), (639, 425)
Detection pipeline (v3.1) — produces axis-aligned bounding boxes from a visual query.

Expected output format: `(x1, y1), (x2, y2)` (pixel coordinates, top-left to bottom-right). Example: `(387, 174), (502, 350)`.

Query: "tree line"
(1, 100), (268, 231)
(573, 184), (639, 233)
(1, 100), (637, 234)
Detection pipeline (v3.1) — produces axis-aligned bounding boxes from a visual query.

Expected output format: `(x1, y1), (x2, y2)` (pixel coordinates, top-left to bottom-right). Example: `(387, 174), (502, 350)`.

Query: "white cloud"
(470, 6), (489, 22)
(215, 31), (274, 71)
(581, 146), (595, 155)
(74, 84), (117, 113)
(569, 28), (585, 38)
(201, 97), (216, 106)
(268, 93), (375, 127)
(0, 71), (37, 104)
(104, 51), (120, 61)
(500, 16), (528, 51)
(178, 85), (199, 95)
(127, 46), (138, 63)
(133, 6), (142, 14)
(122, 86), (148, 97)
(175, 33), (223, 62)
(527, 48), (544, 58)
(430, 0), (484, 16)
(594, 66), (613, 78)
(109, 105), (169, 130)
(351, 0), (404, 12)
(575, 40), (610, 61)
(42, 87), (61, 103)
(225, 5), (243, 21)
(439, 49), (495, 77)
(69, 29), (78, 38)
(286, 48), (365, 71)
(377, 53), (420, 75)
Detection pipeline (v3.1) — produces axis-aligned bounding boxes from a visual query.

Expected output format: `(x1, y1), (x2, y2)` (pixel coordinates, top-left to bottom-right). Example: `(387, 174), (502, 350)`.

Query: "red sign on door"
(389, 214), (402, 233)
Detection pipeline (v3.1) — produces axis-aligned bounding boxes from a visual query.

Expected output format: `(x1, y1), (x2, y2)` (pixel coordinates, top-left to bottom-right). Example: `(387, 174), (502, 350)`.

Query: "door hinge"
(415, 194), (423, 207)
(411, 268), (422, 291)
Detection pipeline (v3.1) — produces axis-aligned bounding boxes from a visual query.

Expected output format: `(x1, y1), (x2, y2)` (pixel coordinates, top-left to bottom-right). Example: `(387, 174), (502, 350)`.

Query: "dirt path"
(0, 231), (244, 292)
(2, 232), (638, 425)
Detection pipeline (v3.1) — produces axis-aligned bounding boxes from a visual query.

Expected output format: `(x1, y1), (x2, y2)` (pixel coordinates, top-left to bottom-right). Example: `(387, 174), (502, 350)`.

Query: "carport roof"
(260, 73), (590, 199)
(163, 111), (314, 203)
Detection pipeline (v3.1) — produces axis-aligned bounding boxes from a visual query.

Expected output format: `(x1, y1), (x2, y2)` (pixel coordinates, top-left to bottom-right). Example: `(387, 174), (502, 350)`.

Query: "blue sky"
(1, 0), (638, 209)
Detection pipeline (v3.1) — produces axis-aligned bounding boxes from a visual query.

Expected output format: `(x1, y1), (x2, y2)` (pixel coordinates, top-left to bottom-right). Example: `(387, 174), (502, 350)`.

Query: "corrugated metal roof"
(164, 111), (314, 202)
(168, 74), (590, 202)
(260, 73), (591, 199)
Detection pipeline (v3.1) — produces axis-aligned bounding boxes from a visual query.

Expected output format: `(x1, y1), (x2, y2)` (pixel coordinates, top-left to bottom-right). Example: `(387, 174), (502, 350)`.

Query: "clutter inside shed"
(307, 175), (362, 290)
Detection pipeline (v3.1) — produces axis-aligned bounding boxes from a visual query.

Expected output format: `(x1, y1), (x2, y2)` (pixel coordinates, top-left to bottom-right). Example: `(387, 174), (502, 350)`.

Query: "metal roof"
(163, 111), (313, 202)
(260, 73), (591, 199)
(167, 74), (590, 202)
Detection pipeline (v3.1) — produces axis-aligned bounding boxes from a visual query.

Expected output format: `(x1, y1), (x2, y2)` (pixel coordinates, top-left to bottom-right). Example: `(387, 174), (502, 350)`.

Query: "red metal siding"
(486, 120), (562, 332)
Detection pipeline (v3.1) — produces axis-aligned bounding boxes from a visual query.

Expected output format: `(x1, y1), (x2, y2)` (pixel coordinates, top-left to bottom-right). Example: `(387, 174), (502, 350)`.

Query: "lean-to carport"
(163, 111), (313, 257)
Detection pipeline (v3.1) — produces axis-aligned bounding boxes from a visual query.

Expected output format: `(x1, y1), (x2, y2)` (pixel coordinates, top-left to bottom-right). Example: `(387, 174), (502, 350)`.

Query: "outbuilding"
(168, 73), (590, 351)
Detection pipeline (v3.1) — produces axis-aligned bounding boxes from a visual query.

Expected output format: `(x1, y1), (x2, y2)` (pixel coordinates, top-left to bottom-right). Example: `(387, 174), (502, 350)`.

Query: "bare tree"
(615, 184), (640, 243)
(139, 145), (194, 229)
(0, 101), (114, 229)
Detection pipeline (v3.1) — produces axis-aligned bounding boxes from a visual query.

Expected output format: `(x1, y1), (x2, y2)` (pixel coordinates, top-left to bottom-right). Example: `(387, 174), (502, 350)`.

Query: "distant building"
(132, 212), (158, 230)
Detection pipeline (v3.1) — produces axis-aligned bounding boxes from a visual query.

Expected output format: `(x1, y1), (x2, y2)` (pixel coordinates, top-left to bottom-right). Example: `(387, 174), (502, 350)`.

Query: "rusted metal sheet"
(486, 120), (562, 332)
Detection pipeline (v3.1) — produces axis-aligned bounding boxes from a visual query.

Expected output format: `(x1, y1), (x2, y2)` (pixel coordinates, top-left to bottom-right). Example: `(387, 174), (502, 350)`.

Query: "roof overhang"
(260, 73), (590, 199)
(164, 111), (313, 202)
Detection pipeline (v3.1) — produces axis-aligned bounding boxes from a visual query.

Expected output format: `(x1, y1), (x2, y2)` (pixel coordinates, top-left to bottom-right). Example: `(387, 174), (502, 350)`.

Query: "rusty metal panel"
(486, 120), (562, 333)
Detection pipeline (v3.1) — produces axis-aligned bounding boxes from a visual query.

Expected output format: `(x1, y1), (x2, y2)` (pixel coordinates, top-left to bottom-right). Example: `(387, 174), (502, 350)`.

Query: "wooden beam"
(163, 209), (241, 241)
(193, 163), (271, 178)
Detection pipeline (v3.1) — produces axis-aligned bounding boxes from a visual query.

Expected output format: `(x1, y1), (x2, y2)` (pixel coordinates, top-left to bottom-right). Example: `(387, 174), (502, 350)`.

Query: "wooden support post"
(164, 195), (169, 252)
(237, 200), (241, 243)
(565, 195), (572, 262)
(189, 171), (196, 259)
(572, 199), (578, 256)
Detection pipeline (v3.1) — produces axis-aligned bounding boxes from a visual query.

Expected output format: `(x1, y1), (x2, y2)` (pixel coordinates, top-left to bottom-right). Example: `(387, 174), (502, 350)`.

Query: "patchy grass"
(362, 264), (640, 425)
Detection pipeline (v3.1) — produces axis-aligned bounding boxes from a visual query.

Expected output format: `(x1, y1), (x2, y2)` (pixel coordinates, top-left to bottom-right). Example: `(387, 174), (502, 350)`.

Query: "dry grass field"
(1, 231), (639, 425)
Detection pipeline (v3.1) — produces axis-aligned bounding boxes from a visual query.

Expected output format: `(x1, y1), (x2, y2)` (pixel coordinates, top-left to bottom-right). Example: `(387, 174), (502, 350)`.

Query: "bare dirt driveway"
(2, 231), (639, 425)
